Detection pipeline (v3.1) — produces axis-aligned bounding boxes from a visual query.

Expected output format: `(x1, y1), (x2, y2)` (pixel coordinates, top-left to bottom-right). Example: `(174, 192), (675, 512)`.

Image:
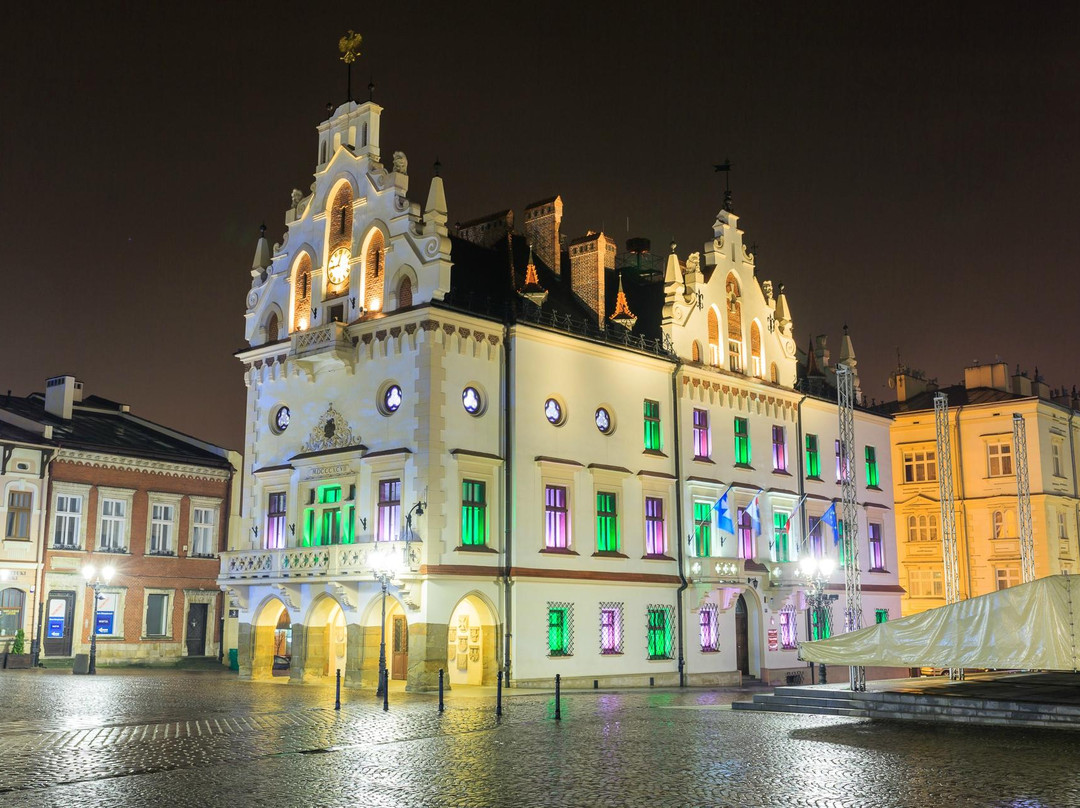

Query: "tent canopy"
(800, 574), (1080, 671)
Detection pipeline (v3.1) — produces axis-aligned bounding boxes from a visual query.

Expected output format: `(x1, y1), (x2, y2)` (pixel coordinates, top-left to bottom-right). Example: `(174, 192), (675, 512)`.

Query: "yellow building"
(884, 361), (1080, 616)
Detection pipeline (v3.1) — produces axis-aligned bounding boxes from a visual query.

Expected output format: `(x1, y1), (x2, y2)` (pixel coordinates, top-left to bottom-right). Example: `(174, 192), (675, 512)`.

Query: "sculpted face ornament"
(544, 398), (563, 425)
(384, 385), (403, 413)
(274, 406), (291, 433)
(595, 407), (612, 434)
(462, 387), (481, 415)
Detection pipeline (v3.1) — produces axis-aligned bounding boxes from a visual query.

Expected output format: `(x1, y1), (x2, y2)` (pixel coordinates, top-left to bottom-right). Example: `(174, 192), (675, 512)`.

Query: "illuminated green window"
(321, 508), (341, 544)
(875, 608), (889, 624)
(810, 608), (831, 640)
(805, 434), (821, 479)
(693, 502), (712, 557)
(461, 480), (487, 546)
(734, 417), (751, 465)
(643, 399), (662, 451)
(596, 492), (619, 552)
(302, 508), (315, 547)
(343, 505), (355, 543)
(837, 518), (846, 566)
(774, 511), (790, 562)
(547, 606), (570, 656)
(865, 446), (880, 487)
(647, 606), (673, 659)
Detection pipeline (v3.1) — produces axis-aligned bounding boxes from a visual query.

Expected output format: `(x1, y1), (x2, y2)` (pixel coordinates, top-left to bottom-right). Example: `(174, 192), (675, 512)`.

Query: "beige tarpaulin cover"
(799, 574), (1080, 670)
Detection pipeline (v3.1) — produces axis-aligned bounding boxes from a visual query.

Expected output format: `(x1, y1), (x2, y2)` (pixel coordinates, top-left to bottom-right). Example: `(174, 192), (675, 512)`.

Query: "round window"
(544, 397), (565, 426)
(462, 386), (483, 415)
(595, 407), (614, 435)
(273, 405), (291, 434)
(383, 384), (403, 414)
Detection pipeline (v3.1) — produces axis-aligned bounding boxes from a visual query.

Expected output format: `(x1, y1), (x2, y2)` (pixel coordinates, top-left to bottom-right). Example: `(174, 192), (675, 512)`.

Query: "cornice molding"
(57, 449), (231, 482)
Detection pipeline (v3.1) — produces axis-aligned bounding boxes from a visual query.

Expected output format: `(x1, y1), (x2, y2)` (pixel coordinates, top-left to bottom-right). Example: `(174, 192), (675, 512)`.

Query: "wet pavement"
(1, 669), (1078, 807)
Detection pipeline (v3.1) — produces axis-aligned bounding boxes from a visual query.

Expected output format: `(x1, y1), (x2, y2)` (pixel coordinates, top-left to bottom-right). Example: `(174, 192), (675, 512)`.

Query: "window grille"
(699, 604), (719, 652)
(646, 604), (675, 659)
(599, 602), (623, 654)
(546, 602), (574, 656)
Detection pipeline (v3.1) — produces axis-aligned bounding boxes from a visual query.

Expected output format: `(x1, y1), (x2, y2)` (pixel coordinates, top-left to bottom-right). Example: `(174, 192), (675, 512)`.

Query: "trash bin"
(228, 648), (238, 671)
(73, 654), (91, 675)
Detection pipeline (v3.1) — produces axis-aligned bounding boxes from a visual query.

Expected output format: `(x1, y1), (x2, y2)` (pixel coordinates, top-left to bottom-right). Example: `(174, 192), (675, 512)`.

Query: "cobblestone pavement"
(1, 669), (1078, 807)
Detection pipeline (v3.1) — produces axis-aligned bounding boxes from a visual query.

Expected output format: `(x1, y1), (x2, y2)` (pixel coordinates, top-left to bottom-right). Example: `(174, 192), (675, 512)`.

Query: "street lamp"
(369, 545), (403, 696)
(796, 556), (835, 685)
(402, 499), (425, 566)
(81, 564), (115, 675)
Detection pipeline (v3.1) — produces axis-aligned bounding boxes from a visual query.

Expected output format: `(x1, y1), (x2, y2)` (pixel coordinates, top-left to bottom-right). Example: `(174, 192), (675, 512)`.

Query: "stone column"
(360, 624), (381, 687)
(237, 623), (254, 680)
(480, 624), (499, 685)
(406, 621), (450, 692)
(344, 623), (366, 688)
(303, 622), (328, 682)
(288, 623), (306, 683)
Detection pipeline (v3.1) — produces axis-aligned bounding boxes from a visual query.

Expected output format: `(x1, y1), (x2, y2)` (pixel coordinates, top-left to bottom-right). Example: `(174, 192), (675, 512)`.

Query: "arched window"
(361, 123), (368, 148)
(397, 276), (413, 309)
(992, 510), (1005, 539)
(266, 313), (279, 343)
(364, 230), (385, 311)
(725, 274), (743, 372)
(750, 321), (763, 377)
(706, 308), (720, 366)
(0, 588), (25, 637)
(319, 141), (327, 164)
(292, 254), (312, 331)
(770, 362), (779, 384)
(329, 185), (353, 252)
(691, 341), (701, 363)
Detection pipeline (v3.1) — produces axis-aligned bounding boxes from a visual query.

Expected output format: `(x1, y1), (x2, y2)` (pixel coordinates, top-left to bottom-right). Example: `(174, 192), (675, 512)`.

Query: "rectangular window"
(192, 507), (215, 556)
(773, 511), (790, 562)
(875, 608), (889, 624)
(376, 479), (401, 542)
(728, 339), (742, 373)
(149, 503), (174, 554)
(461, 480), (487, 546)
(699, 604), (719, 652)
(995, 566), (1020, 590)
(321, 508), (342, 545)
(647, 606), (673, 659)
(809, 605), (831, 641)
(596, 492), (619, 553)
(737, 507), (754, 559)
(599, 604), (623, 654)
(779, 606), (798, 649)
(99, 499), (126, 551)
(547, 605), (571, 656)
(868, 522), (885, 571)
(95, 592), (119, 636)
(835, 440), (843, 483)
(805, 435), (821, 479)
(772, 426), (787, 472)
(734, 417), (751, 466)
(53, 494), (82, 548)
(808, 515), (823, 558)
(692, 408), (710, 459)
(1059, 511), (1069, 540)
(693, 501), (712, 557)
(1053, 441), (1065, 477)
(865, 446), (879, 487)
(266, 492), (287, 549)
(644, 497), (666, 555)
(988, 442), (1013, 477)
(903, 449), (937, 483)
(643, 399), (662, 451)
(907, 514), (939, 542)
(145, 593), (169, 637)
(545, 485), (569, 549)
(909, 568), (945, 597)
(5, 491), (31, 539)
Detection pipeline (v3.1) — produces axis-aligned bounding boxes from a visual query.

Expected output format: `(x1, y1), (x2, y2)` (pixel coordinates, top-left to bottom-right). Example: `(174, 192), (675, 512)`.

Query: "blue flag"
(714, 487), (734, 534)
(747, 493), (762, 536)
(821, 503), (839, 544)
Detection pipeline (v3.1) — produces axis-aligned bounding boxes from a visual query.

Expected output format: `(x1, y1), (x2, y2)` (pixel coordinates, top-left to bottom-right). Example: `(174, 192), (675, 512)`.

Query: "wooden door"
(43, 591), (75, 657)
(735, 594), (749, 675)
(186, 603), (208, 656)
(391, 615), (408, 680)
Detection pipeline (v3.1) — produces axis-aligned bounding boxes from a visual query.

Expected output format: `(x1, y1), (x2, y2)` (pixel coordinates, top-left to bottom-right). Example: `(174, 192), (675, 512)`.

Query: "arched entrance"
(735, 594), (749, 675)
(251, 597), (291, 680)
(447, 594), (499, 686)
(358, 592), (408, 687)
(304, 596), (348, 681)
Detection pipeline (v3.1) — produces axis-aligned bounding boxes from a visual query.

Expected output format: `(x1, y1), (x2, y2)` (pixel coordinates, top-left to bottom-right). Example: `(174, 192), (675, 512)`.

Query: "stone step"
(732, 700), (870, 718)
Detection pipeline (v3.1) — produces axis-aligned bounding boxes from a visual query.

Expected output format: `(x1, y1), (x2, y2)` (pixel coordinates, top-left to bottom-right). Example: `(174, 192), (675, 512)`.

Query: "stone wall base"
(512, 671), (681, 689)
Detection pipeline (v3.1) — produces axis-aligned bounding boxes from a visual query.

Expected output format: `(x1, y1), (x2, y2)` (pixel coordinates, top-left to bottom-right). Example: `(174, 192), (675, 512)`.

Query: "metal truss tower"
(836, 364), (865, 691)
(934, 393), (964, 680)
(1013, 413), (1036, 583)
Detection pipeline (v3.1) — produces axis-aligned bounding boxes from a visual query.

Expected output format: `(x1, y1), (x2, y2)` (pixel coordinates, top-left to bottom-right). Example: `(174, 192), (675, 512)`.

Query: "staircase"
(733, 686), (870, 718)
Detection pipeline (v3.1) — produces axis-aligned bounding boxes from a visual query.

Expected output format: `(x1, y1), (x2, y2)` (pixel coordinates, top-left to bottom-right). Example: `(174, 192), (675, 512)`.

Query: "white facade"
(220, 100), (902, 689)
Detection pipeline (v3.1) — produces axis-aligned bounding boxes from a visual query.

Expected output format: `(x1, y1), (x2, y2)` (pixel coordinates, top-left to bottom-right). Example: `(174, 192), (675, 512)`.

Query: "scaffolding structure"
(1013, 413), (1036, 583)
(934, 393), (964, 680)
(836, 364), (865, 691)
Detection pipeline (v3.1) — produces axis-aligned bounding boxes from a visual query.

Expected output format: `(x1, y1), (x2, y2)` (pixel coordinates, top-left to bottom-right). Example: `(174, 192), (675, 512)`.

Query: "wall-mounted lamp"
(251, 525), (259, 538)
(289, 523), (295, 536)
(359, 517), (367, 531)
(312, 309), (319, 322)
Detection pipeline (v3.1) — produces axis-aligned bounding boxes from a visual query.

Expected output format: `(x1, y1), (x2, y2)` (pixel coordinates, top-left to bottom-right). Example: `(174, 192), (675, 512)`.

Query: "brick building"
(0, 377), (239, 666)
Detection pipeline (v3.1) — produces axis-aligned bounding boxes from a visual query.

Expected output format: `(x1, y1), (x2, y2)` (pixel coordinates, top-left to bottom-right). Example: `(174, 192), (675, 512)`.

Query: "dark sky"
(3, 2), (1078, 449)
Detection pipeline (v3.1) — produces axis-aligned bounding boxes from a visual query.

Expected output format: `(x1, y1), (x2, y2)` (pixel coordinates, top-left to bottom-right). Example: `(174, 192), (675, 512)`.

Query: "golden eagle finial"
(338, 30), (363, 64)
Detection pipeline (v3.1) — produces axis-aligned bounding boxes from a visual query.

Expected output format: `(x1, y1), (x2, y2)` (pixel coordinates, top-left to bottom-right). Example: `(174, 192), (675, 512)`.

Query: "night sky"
(3, 3), (1078, 450)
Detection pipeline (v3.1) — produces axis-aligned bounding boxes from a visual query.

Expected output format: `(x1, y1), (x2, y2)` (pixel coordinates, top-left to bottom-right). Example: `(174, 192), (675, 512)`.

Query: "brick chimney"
(456, 210), (514, 248)
(523, 196), (563, 276)
(568, 231), (616, 327)
(44, 375), (83, 420)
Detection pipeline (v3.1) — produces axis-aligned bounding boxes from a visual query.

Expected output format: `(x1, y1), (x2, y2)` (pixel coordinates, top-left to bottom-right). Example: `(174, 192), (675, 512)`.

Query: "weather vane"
(338, 30), (363, 103)
(714, 158), (734, 212)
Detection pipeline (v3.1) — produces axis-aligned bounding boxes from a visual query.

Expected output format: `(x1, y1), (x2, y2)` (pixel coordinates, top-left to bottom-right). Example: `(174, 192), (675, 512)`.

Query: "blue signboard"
(95, 612), (114, 635)
(47, 616), (65, 638)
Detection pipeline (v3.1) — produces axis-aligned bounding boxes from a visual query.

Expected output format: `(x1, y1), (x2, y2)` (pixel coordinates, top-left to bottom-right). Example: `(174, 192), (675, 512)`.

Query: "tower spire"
(609, 272), (638, 330)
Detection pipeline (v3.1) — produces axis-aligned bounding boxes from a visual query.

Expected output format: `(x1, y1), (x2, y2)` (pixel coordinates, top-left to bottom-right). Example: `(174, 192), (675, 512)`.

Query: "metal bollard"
(554, 673), (561, 721)
(382, 670), (389, 712)
(439, 668), (445, 713)
(496, 670), (503, 717)
(335, 669), (341, 711)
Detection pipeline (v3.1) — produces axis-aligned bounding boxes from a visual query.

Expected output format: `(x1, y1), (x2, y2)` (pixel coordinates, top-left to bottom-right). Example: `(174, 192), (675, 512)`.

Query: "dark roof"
(456, 210), (512, 229)
(876, 384), (1030, 415)
(0, 419), (51, 447)
(0, 394), (232, 468)
(524, 196), (559, 209)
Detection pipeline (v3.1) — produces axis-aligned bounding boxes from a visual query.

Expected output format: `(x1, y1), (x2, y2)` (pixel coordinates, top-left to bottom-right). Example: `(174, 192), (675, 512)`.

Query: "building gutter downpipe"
(501, 316), (514, 686)
(671, 361), (687, 687)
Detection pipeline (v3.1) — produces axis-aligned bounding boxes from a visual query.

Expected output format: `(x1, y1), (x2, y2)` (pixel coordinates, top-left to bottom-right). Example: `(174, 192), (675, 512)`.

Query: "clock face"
(327, 248), (350, 286)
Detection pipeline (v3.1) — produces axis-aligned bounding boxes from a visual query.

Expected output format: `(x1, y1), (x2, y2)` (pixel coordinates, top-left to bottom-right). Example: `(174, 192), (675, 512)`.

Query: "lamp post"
(81, 564), (114, 675)
(796, 556), (834, 685)
(370, 546), (403, 696)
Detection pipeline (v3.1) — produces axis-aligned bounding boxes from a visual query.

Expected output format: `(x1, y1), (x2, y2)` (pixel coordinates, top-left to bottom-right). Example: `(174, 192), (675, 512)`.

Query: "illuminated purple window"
(545, 485), (569, 548)
(869, 522), (886, 571)
(377, 479), (401, 542)
(600, 606), (622, 654)
(779, 606), (797, 649)
(266, 492), (287, 549)
(737, 507), (754, 560)
(645, 497), (666, 555)
(699, 605), (719, 652)
(808, 515), (824, 558)
(692, 408), (709, 459)
(772, 425), (787, 472)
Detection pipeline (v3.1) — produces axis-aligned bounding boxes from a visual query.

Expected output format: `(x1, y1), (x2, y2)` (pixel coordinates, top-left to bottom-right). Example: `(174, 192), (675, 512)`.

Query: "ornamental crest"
(302, 403), (358, 452)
